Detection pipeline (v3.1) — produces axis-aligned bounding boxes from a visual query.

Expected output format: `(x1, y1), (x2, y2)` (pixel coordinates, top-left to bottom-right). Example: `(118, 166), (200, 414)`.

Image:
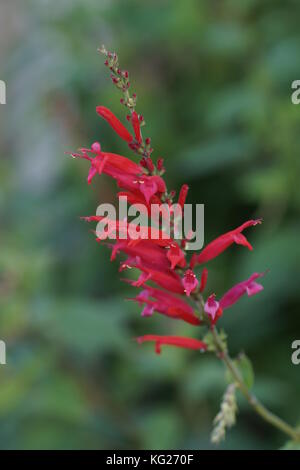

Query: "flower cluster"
(70, 47), (264, 357)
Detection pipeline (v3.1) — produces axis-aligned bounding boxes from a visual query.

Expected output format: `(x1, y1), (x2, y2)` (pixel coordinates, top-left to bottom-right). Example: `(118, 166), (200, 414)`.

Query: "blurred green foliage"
(0, 0), (300, 449)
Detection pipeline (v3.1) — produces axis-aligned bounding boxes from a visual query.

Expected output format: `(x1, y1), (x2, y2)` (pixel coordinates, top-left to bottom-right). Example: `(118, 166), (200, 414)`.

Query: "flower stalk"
(210, 325), (300, 443)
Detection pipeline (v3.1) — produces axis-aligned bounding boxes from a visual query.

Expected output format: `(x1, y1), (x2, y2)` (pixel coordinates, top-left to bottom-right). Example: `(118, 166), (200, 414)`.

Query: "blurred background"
(0, 0), (300, 450)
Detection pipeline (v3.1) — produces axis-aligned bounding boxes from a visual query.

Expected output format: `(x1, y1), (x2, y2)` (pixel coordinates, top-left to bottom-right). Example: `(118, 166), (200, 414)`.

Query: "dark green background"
(0, 0), (300, 449)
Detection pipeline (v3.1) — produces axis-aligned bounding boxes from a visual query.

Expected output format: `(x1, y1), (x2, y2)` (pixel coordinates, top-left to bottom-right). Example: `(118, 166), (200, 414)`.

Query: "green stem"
(211, 326), (300, 442)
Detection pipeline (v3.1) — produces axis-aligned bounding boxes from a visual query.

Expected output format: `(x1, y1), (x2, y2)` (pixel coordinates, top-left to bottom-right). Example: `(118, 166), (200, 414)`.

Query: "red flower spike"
(72, 53), (269, 369)
(131, 111), (142, 144)
(182, 269), (199, 296)
(137, 335), (207, 354)
(199, 267), (208, 292)
(96, 106), (133, 143)
(191, 219), (262, 267)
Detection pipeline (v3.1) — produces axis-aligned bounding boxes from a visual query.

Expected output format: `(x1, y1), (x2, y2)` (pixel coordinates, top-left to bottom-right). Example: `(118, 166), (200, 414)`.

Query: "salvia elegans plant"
(69, 46), (300, 446)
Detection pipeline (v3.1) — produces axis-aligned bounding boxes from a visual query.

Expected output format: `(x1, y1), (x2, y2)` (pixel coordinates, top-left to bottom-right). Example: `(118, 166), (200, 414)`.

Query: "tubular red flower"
(204, 294), (222, 323)
(83, 216), (175, 250)
(124, 257), (184, 293)
(190, 219), (262, 267)
(137, 178), (158, 204)
(166, 243), (186, 270)
(131, 111), (142, 144)
(219, 272), (265, 310)
(139, 285), (195, 315)
(130, 285), (201, 325)
(145, 158), (155, 173)
(178, 184), (189, 208)
(96, 106), (133, 143)
(199, 267), (208, 292)
(117, 191), (166, 216)
(73, 145), (167, 203)
(137, 335), (207, 354)
(101, 152), (141, 174)
(116, 174), (166, 204)
(111, 240), (171, 270)
(204, 272), (265, 324)
(71, 146), (141, 185)
(182, 269), (199, 296)
(157, 158), (165, 172)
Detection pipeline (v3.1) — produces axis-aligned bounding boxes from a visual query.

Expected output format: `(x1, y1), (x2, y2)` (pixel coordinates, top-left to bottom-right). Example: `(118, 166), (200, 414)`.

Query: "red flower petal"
(131, 111), (142, 144)
(219, 272), (265, 310)
(96, 106), (133, 143)
(137, 335), (207, 354)
(166, 244), (186, 270)
(178, 184), (189, 208)
(191, 219), (262, 266)
(204, 294), (221, 322)
(199, 268), (208, 292)
(182, 269), (199, 296)
(130, 285), (201, 325)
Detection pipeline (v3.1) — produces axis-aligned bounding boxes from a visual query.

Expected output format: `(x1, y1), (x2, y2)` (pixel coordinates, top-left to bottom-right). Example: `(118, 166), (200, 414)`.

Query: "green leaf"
(281, 440), (300, 450)
(226, 353), (254, 390)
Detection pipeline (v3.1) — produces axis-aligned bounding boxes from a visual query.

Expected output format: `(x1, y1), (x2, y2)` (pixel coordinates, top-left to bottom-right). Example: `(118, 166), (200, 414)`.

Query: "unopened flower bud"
(91, 142), (101, 153)
(157, 158), (164, 171)
(145, 158), (155, 173)
(140, 157), (147, 168)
